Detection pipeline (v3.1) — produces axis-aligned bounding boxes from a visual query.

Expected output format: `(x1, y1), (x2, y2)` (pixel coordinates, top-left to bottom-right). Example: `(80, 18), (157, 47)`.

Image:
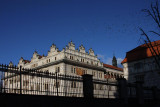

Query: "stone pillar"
(117, 78), (128, 104)
(82, 74), (93, 98)
(136, 81), (144, 105)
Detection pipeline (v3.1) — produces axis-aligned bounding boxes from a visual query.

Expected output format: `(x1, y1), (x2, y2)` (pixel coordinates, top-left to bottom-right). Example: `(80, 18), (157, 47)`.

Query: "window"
(46, 59), (50, 63)
(31, 85), (34, 90)
(56, 67), (60, 73)
(71, 81), (76, 88)
(99, 84), (103, 90)
(92, 71), (96, 76)
(23, 80), (26, 86)
(71, 66), (73, 73)
(93, 84), (96, 90)
(70, 56), (73, 60)
(99, 72), (102, 78)
(91, 61), (93, 65)
(83, 59), (84, 62)
(5, 81), (7, 86)
(54, 80), (60, 88)
(14, 78), (16, 83)
(45, 84), (48, 90)
(74, 68), (76, 73)
(26, 81), (29, 86)
(134, 62), (142, 72)
(135, 75), (144, 82)
(108, 86), (111, 91)
(10, 79), (13, 84)
(36, 84), (40, 91)
(55, 57), (57, 60)
(84, 70), (87, 74)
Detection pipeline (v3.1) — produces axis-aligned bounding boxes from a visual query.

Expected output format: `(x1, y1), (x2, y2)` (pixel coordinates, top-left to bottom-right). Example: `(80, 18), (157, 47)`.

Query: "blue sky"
(0, 0), (159, 67)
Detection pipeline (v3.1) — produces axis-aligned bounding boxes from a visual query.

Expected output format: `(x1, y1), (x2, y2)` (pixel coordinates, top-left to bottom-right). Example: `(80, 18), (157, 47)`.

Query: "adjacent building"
(121, 40), (160, 88)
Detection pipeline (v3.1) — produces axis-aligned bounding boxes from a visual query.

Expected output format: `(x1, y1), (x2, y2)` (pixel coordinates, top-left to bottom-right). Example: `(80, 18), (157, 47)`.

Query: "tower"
(112, 55), (117, 67)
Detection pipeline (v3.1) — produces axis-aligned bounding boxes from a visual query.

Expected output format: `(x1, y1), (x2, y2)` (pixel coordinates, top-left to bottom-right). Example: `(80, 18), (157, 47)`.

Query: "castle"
(18, 41), (123, 79)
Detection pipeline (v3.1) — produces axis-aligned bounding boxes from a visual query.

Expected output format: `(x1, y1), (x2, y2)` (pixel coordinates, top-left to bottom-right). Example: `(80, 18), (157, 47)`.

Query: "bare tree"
(140, 1), (160, 68)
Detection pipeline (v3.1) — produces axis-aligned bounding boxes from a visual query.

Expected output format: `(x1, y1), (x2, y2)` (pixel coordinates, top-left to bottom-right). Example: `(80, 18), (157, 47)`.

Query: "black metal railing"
(0, 64), (83, 97)
(0, 64), (160, 103)
(93, 79), (118, 98)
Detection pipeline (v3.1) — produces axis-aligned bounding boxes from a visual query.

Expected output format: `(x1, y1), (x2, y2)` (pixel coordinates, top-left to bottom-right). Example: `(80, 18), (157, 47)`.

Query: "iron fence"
(0, 64), (121, 98)
(0, 64), (160, 102)
(0, 64), (83, 97)
(93, 79), (118, 98)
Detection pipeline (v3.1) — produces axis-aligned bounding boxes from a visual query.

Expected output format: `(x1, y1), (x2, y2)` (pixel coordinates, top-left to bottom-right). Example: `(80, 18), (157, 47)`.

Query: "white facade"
(18, 41), (104, 79)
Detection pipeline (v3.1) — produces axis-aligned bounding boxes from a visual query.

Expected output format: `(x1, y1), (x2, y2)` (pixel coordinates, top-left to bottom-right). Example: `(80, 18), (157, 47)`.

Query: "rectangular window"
(56, 66), (60, 73)
(134, 62), (142, 72)
(57, 67), (60, 72)
(5, 80), (7, 86)
(71, 81), (76, 88)
(92, 71), (96, 76)
(54, 80), (60, 88)
(71, 66), (73, 73)
(93, 84), (96, 90)
(31, 85), (34, 90)
(36, 84), (40, 91)
(74, 68), (76, 73)
(91, 61), (93, 65)
(99, 73), (102, 78)
(45, 84), (48, 90)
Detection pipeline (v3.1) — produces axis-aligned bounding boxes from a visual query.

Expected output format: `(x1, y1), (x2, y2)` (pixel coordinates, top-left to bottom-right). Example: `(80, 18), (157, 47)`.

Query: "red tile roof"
(24, 60), (30, 64)
(38, 55), (43, 59)
(121, 40), (160, 63)
(103, 64), (123, 71)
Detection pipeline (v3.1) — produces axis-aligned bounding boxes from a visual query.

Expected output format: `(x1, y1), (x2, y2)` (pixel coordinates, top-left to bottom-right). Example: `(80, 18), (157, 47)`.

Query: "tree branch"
(150, 31), (160, 36)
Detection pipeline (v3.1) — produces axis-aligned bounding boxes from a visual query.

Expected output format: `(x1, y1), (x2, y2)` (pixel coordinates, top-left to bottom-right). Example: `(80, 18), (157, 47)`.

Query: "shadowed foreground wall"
(0, 93), (159, 107)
